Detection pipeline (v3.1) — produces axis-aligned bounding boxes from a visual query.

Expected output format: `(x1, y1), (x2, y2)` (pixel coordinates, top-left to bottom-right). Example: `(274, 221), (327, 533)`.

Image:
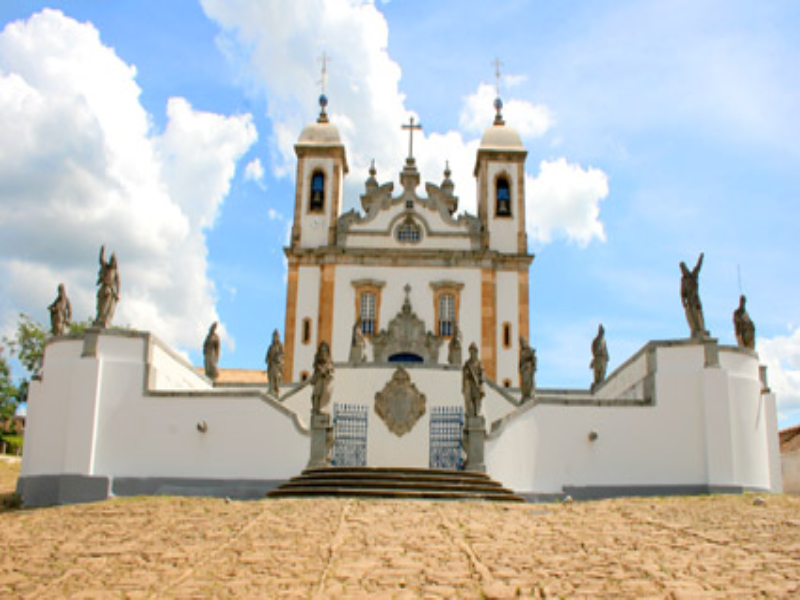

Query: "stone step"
(278, 478), (511, 494)
(268, 486), (524, 502)
(303, 466), (493, 481)
(298, 471), (502, 487)
(268, 467), (524, 502)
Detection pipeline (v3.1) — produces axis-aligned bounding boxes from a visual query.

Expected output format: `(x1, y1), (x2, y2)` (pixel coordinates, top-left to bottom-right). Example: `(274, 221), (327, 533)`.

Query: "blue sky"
(1, 0), (798, 427)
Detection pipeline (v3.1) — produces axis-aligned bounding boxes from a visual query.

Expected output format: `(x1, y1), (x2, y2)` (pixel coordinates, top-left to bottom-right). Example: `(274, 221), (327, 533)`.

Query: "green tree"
(3, 314), (93, 381)
(0, 348), (18, 420)
(4, 314), (47, 375)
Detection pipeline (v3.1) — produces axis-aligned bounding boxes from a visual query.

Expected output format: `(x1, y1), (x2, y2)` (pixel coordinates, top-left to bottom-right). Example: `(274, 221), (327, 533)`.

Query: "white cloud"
(758, 327), (800, 424)
(0, 10), (256, 351)
(526, 158), (609, 247)
(199, 0), (603, 248)
(244, 157), (265, 186)
(460, 83), (553, 140)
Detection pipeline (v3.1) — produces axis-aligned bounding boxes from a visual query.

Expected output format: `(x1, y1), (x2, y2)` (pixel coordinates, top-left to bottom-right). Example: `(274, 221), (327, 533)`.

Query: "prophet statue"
(266, 329), (285, 396)
(48, 283), (72, 336)
(94, 245), (120, 328)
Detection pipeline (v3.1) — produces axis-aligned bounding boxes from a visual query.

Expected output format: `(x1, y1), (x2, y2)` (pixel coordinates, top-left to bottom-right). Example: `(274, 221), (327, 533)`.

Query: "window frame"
(308, 170), (326, 213)
(430, 281), (464, 340)
(495, 174), (512, 218)
(351, 279), (386, 339)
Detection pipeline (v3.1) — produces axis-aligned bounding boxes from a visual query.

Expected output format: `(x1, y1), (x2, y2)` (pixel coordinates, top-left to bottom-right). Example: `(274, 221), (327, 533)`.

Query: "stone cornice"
(284, 246), (535, 269)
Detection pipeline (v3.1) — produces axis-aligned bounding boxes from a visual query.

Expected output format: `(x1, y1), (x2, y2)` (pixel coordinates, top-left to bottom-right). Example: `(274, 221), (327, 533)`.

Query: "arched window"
(503, 322), (512, 349)
(496, 176), (511, 217)
(309, 171), (325, 212)
(396, 218), (422, 244)
(302, 318), (312, 345)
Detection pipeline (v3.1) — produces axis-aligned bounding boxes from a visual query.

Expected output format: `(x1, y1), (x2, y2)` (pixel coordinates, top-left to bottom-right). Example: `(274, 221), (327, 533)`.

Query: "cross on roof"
(492, 57), (504, 98)
(318, 51), (331, 96)
(401, 117), (422, 160)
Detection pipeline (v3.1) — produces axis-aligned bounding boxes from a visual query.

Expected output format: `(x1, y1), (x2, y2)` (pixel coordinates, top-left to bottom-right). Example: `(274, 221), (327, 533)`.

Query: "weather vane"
(491, 58), (505, 124)
(318, 51), (331, 96)
(492, 57), (504, 98)
(317, 51), (331, 121)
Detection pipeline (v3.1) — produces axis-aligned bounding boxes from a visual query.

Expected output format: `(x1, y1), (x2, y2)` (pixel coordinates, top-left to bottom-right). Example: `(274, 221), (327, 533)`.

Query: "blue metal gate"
(429, 406), (464, 470)
(331, 403), (368, 467)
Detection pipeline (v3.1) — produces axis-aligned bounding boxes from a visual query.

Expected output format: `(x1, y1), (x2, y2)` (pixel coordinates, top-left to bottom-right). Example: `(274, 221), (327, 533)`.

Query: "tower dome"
(297, 94), (343, 146)
(479, 96), (524, 151)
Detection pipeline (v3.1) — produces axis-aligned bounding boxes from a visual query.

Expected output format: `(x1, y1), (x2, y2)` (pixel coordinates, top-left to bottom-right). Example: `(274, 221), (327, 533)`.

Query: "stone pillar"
(307, 413), (333, 470)
(463, 416), (486, 473)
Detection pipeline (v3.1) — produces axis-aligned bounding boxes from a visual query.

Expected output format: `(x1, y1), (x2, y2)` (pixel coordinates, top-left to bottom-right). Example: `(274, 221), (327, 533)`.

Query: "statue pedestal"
(463, 416), (486, 473)
(307, 413), (332, 470)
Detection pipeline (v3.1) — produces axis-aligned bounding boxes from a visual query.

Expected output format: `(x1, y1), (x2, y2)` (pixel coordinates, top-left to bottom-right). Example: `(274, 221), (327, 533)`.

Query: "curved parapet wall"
(18, 330), (310, 506)
(485, 339), (781, 499)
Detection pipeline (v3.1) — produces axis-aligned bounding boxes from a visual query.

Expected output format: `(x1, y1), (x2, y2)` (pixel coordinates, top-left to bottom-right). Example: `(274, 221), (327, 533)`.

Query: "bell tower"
(290, 94), (348, 249)
(474, 96), (528, 254)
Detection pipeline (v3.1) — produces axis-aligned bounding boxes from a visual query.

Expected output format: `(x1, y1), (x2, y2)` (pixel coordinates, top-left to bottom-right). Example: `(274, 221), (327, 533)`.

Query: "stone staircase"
(267, 467), (525, 502)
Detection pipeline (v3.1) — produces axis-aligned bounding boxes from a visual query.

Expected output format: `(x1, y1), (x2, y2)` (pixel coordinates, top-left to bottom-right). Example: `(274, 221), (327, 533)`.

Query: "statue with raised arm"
(733, 295), (756, 350)
(462, 342), (485, 417)
(203, 322), (220, 381)
(519, 335), (537, 401)
(266, 329), (285, 395)
(48, 283), (72, 336)
(680, 252), (708, 339)
(94, 245), (120, 328)
(448, 324), (463, 366)
(590, 324), (609, 391)
(348, 318), (366, 364)
(311, 341), (334, 415)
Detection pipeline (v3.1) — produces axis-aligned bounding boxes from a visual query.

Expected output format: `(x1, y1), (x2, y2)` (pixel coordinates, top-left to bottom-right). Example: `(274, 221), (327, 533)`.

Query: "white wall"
(22, 332), (308, 482)
(294, 265), (321, 379)
(23, 332), (778, 498)
(485, 342), (777, 494)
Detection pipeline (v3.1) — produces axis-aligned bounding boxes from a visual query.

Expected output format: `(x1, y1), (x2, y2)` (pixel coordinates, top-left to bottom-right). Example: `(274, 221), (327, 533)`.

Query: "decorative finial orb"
(493, 97), (505, 125)
(444, 160), (452, 179)
(369, 159), (376, 177)
(319, 94), (328, 109)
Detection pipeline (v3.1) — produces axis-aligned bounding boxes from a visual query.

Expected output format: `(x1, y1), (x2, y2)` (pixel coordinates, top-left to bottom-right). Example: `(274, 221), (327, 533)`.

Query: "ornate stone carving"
(371, 285), (443, 364)
(374, 367), (427, 436)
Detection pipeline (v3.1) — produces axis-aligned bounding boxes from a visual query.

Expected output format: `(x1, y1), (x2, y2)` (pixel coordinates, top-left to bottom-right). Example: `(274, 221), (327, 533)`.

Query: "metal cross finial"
(401, 116), (422, 160)
(318, 51), (331, 95)
(492, 57), (504, 98)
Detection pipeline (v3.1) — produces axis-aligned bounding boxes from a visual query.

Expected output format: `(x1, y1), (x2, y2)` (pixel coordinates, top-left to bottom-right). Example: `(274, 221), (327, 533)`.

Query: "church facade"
(16, 96), (783, 506)
(284, 106), (531, 386)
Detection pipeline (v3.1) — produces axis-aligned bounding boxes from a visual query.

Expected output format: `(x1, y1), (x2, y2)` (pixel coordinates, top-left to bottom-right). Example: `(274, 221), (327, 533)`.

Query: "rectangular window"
(302, 318), (312, 344)
(503, 322), (512, 349)
(438, 293), (455, 337)
(360, 292), (377, 335)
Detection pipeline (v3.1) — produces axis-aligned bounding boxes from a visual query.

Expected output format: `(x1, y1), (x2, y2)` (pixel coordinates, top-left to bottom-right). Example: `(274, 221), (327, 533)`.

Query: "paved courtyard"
(0, 461), (798, 598)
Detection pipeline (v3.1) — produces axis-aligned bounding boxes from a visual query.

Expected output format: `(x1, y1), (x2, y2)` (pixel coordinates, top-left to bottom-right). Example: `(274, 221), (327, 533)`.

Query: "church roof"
(297, 119), (342, 146)
(479, 121), (524, 151)
(780, 424), (800, 453)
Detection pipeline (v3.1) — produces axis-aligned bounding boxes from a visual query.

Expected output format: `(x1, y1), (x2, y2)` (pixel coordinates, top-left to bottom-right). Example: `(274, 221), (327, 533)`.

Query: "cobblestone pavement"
(0, 480), (799, 597)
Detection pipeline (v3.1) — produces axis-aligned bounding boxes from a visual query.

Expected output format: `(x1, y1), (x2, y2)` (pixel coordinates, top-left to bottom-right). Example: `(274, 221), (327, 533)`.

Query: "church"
(16, 92), (783, 506)
(284, 95), (530, 387)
